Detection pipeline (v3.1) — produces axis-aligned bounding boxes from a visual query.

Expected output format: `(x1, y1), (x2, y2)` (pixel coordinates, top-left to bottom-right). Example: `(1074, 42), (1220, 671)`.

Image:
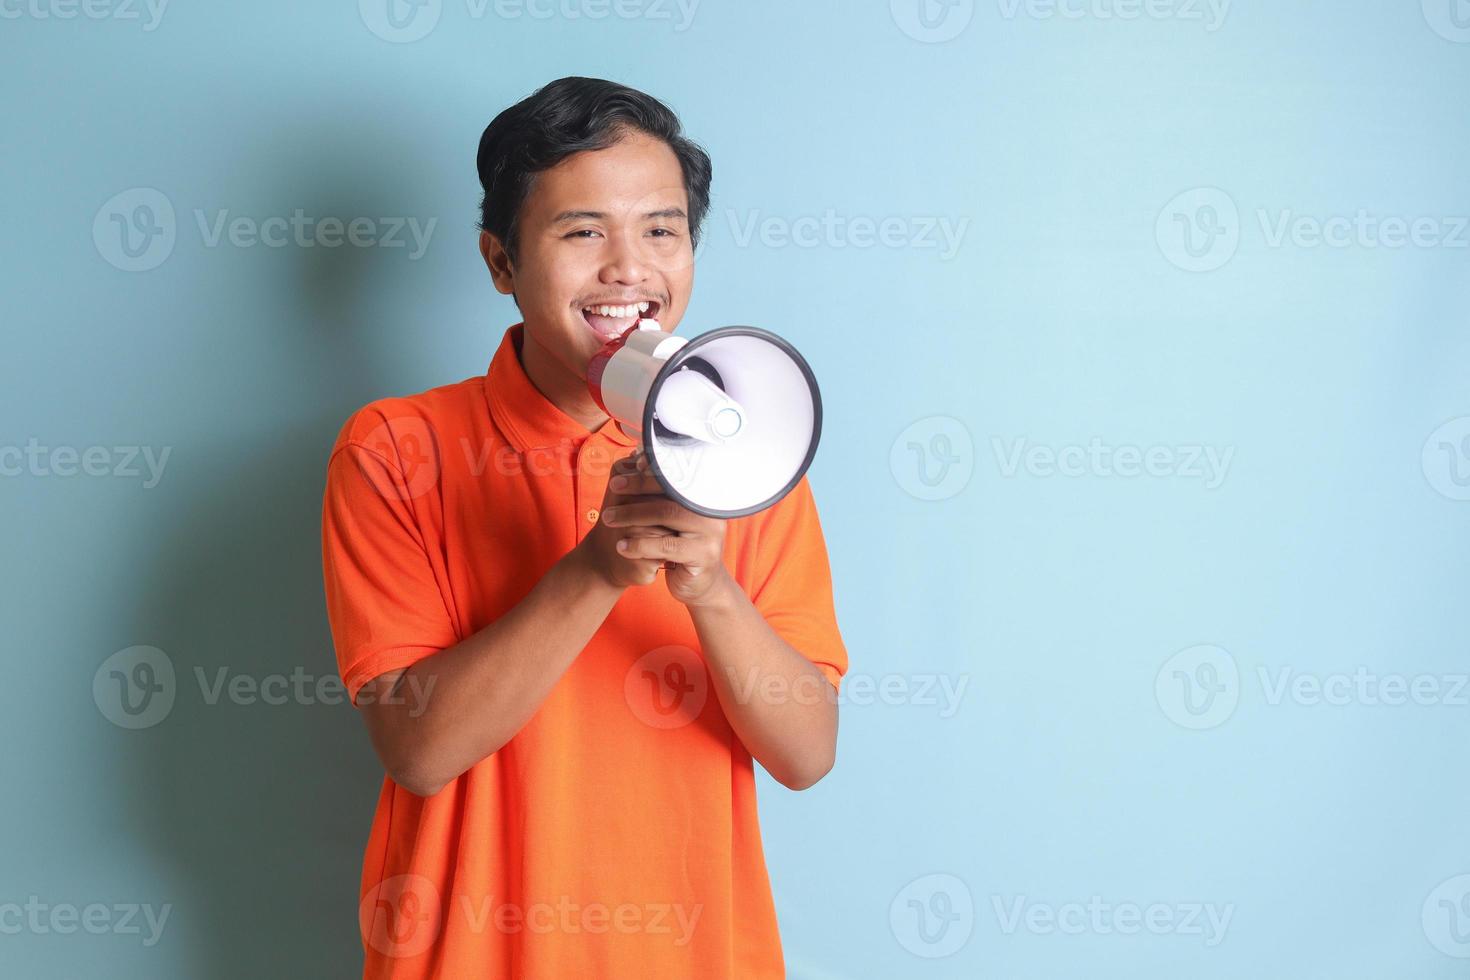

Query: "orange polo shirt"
(320, 322), (848, 979)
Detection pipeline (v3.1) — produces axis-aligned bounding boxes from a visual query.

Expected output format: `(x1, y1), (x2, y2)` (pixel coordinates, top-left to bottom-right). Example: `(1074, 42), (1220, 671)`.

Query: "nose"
(598, 226), (651, 286)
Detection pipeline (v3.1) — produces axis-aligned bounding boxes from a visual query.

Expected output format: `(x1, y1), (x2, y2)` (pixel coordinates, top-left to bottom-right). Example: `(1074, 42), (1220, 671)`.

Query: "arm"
(602, 454), (842, 791)
(685, 570), (839, 790)
(356, 548), (621, 797)
(342, 450), (665, 797)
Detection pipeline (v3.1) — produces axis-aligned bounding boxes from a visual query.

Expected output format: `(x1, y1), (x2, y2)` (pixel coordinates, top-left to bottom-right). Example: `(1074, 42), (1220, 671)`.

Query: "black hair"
(476, 76), (712, 265)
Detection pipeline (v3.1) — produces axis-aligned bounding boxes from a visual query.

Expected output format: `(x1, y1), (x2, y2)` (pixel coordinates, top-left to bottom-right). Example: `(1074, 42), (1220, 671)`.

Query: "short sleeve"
(321, 433), (460, 705)
(747, 476), (849, 692)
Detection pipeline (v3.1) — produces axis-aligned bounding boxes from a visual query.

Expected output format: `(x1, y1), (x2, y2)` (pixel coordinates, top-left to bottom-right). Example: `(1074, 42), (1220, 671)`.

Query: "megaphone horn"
(587, 320), (823, 519)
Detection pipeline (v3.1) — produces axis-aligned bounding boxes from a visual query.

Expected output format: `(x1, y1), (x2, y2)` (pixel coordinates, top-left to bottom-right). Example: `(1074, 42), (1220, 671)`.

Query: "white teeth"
(584, 302), (653, 319)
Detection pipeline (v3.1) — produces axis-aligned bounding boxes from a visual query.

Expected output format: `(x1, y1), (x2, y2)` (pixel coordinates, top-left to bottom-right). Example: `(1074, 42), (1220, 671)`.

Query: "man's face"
(483, 128), (695, 381)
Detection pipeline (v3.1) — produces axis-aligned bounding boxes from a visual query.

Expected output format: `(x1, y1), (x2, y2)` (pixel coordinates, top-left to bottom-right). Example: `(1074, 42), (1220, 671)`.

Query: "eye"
(648, 227), (678, 238)
(565, 229), (602, 239)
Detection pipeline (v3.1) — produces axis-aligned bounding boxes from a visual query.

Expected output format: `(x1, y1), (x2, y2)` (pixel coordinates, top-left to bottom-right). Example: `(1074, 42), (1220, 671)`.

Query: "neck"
(516, 326), (610, 434)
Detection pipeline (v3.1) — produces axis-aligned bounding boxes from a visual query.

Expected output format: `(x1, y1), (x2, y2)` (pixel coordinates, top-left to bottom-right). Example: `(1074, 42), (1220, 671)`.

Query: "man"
(321, 76), (848, 978)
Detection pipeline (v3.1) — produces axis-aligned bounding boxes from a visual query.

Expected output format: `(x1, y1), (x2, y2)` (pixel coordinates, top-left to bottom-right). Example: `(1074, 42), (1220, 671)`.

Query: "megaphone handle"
(626, 443), (681, 537)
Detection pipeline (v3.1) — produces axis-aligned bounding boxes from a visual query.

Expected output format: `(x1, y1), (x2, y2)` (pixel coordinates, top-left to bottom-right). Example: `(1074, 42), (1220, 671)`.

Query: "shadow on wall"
(117, 109), (461, 979)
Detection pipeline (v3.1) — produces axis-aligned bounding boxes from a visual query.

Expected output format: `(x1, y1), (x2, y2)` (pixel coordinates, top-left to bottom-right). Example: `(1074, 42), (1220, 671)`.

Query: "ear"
(479, 231), (515, 296)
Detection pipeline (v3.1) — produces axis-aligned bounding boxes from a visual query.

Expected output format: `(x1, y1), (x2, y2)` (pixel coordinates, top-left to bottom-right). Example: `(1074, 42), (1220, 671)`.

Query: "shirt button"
(586, 508), (599, 523)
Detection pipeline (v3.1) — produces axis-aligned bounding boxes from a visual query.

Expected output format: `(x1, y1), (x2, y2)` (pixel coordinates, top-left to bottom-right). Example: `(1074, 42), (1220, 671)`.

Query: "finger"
(602, 498), (706, 533)
(616, 523), (680, 542)
(617, 533), (693, 562)
(619, 526), (668, 538)
(607, 469), (662, 496)
(628, 559), (664, 585)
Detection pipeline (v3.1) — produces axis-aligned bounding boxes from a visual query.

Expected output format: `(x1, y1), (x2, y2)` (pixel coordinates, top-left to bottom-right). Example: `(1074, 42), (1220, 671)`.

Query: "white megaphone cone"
(586, 319), (823, 518)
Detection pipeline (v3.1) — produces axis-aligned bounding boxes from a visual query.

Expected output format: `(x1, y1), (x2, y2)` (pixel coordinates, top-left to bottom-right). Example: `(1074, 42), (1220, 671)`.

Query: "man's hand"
(599, 450), (732, 607)
(598, 450), (838, 790)
(573, 451), (674, 590)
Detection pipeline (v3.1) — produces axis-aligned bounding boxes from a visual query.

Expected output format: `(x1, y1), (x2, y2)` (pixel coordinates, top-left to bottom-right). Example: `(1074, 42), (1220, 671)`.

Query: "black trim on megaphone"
(642, 326), (823, 520)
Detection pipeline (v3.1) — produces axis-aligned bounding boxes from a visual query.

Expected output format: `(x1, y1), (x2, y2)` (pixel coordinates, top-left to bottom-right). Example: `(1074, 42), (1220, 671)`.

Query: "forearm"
(364, 547), (622, 795)
(687, 571), (839, 790)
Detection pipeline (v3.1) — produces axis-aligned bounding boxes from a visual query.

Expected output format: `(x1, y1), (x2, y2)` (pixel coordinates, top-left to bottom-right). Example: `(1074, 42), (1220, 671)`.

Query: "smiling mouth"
(580, 300), (661, 342)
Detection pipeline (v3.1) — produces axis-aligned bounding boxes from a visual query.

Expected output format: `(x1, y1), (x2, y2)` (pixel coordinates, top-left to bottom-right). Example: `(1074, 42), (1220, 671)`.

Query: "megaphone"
(587, 319), (823, 518)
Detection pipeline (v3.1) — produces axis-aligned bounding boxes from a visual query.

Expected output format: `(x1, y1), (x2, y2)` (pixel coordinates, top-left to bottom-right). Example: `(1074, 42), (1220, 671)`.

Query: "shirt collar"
(484, 322), (638, 453)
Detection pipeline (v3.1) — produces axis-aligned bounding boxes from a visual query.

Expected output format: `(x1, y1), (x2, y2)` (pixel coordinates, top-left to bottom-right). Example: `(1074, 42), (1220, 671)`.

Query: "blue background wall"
(4, 1), (1468, 976)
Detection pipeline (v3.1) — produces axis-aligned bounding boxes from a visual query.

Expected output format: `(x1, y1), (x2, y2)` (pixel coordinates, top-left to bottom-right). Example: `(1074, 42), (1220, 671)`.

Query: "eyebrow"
(551, 207), (688, 224)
